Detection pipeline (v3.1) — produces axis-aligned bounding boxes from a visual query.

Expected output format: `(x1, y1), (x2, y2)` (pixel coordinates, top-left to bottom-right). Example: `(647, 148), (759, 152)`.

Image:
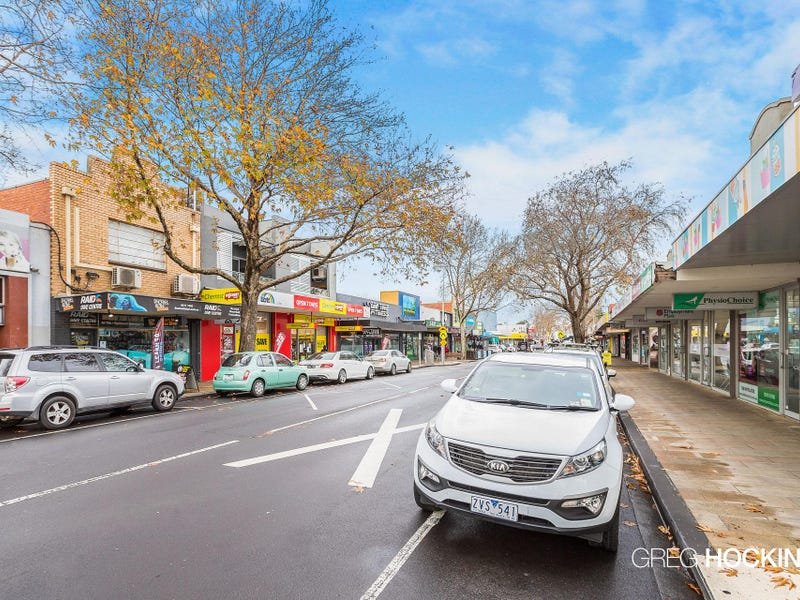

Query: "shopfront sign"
(200, 288), (242, 304)
(255, 333), (270, 351)
(364, 300), (389, 318)
(625, 318), (652, 327)
(398, 292), (420, 321)
(293, 295), (319, 311)
(362, 327), (381, 336)
(69, 311), (99, 326)
(335, 325), (363, 332)
(346, 304), (367, 318)
(645, 307), (704, 320)
(57, 293), (241, 320)
(313, 317), (335, 326)
(672, 292), (757, 311)
(319, 298), (347, 315)
(258, 289), (294, 309)
(152, 317), (165, 370)
(287, 322), (315, 329)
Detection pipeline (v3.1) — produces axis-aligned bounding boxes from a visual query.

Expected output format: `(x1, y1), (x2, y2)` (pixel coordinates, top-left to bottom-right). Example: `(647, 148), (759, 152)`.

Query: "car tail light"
(242, 370), (250, 380)
(320, 363), (334, 368)
(4, 376), (30, 393)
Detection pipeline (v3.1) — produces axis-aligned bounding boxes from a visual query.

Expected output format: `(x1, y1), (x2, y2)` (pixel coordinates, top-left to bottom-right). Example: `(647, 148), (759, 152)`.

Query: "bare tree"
(71, 0), (463, 351)
(0, 0), (73, 176)
(430, 213), (512, 359)
(511, 161), (685, 343)
(528, 303), (566, 343)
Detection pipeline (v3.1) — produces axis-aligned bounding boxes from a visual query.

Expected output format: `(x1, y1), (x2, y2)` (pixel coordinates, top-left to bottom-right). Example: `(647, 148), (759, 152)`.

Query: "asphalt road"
(0, 364), (696, 600)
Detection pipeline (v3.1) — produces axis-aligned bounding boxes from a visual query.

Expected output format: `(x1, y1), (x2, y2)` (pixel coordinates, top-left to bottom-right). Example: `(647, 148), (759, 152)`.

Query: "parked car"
(0, 346), (185, 430)
(299, 351), (374, 383)
(412, 352), (635, 552)
(213, 352), (308, 397)
(487, 344), (502, 354)
(364, 349), (412, 375)
(545, 345), (616, 384)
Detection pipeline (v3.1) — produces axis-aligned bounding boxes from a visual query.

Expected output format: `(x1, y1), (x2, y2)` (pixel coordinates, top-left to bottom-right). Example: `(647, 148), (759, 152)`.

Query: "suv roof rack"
(25, 345), (81, 350)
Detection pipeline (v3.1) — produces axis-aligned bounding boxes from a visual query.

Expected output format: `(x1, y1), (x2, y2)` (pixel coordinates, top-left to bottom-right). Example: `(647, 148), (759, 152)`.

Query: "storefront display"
(738, 291), (780, 410)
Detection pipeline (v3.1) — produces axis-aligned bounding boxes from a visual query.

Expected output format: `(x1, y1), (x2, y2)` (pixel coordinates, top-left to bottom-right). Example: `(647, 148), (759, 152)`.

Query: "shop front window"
(738, 290), (780, 410)
(97, 317), (190, 371)
(671, 323), (684, 378)
(291, 327), (316, 361)
(380, 333), (400, 351)
(658, 326), (669, 373)
(786, 285), (800, 417)
(712, 310), (731, 392)
(404, 333), (419, 360)
(632, 329), (639, 364)
(688, 320), (702, 383)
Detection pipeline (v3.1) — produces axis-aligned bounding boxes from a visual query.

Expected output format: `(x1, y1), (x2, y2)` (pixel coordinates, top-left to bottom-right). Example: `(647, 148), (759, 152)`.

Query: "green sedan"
(213, 352), (309, 397)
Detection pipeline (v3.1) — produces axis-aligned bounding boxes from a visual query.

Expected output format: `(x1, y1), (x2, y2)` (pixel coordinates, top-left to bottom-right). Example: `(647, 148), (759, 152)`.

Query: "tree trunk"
(460, 322), (467, 360)
(570, 314), (585, 344)
(238, 284), (259, 352)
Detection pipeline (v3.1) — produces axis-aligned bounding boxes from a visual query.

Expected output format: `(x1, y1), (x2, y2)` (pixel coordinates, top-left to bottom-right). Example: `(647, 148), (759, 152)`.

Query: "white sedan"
(299, 351), (374, 384)
(364, 349), (412, 375)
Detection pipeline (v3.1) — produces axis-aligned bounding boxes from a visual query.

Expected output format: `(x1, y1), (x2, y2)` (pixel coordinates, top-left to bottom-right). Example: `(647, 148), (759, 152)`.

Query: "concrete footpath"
(614, 359), (800, 599)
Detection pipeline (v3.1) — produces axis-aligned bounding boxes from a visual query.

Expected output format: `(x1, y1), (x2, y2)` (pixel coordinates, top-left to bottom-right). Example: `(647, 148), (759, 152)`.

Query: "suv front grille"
(447, 442), (562, 483)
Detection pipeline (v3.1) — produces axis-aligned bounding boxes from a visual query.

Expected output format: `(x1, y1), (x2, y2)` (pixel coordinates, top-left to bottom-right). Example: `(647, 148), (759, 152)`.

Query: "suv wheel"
(366, 367), (374, 380)
(406, 362), (412, 373)
(152, 384), (176, 412)
(337, 369), (347, 384)
(39, 395), (76, 430)
(390, 363), (397, 376)
(589, 506), (619, 553)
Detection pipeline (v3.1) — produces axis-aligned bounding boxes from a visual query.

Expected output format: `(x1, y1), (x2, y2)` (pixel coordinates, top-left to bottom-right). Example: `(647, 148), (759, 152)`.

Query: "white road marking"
(407, 386), (432, 395)
(381, 382), (402, 389)
(304, 393), (318, 411)
(225, 423), (424, 469)
(348, 409), (402, 489)
(360, 510), (445, 600)
(0, 440), (239, 508)
(264, 393), (407, 434)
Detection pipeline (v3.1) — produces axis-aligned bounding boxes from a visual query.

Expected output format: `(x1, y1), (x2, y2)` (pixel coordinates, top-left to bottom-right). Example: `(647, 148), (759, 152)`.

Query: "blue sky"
(7, 0), (800, 322)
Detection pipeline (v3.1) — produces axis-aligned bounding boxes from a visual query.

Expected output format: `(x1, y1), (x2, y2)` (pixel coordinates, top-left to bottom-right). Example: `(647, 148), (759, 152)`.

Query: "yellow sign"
(557, 331), (565, 339)
(440, 340), (447, 346)
(438, 326), (447, 334)
(294, 314), (313, 324)
(255, 334), (270, 351)
(313, 317), (335, 326)
(316, 336), (327, 352)
(319, 298), (347, 315)
(335, 325), (363, 332)
(200, 287), (242, 304)
(439, 332), (448, 342)
(287, 322), (315, 329)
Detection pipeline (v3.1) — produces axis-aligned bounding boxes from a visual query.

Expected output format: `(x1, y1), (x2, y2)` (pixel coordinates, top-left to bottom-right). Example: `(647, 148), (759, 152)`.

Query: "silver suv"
(0, 347), (185, 430)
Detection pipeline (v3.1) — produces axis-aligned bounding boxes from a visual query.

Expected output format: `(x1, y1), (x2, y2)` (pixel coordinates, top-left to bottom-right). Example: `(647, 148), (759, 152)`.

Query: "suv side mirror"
(440, 378), (458, 393)
(606, 368), (617, 378)
(611, 394), (635, 412)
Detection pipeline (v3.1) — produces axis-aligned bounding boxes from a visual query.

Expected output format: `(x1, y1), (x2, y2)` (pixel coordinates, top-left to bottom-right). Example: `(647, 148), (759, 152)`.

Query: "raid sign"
(673, 292), (757, 311)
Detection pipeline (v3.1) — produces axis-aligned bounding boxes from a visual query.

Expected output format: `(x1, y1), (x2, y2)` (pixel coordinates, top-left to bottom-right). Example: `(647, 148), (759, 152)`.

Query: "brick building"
(0, 156), (239, 377)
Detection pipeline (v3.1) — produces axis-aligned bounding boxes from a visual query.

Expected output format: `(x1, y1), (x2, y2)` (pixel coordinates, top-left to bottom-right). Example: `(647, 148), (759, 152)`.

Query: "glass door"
(784, 285), (800, 419)
(712, 310), (731, 392)
(672, 321), (684, 378)
(658, 326), (669, 373)
(702, 314), (712, 386)
(688, 320), (702, 383)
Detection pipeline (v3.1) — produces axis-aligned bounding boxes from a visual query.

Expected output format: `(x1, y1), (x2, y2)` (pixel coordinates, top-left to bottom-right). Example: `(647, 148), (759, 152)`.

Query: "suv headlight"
(425, 420), (446, 458)
(559, 440), (606, 478)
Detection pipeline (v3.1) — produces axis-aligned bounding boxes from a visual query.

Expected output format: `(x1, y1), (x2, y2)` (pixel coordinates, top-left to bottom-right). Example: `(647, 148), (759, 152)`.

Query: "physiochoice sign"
(673, 292), (757, 311)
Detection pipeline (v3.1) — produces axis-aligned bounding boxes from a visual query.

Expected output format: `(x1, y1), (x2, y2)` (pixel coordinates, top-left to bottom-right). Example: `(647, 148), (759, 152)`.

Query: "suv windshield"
(222, 353), (252, 367)
(459, 362), (600, 410)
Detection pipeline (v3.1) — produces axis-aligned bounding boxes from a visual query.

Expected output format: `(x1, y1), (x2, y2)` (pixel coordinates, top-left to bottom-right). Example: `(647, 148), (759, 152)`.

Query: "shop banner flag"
(152, 317), (165, 370)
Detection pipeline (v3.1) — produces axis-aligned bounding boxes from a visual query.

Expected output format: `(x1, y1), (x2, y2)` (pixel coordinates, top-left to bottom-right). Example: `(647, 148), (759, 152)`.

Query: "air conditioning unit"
(111, 266), (142, 289)
(310, 266), (328, 281)
(172, 273), (201, 296)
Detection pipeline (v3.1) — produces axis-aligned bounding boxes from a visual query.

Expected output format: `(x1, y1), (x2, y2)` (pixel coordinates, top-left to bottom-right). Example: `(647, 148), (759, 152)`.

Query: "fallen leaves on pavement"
(770, 576), (796, 590)
(718, 567), (738, 577)
(696, 524), (713, 533)
(623, 520), (637, 527)
(687, 582), (702, 596)
(657, 525), (673, 540)
(744, 504), (764, 513)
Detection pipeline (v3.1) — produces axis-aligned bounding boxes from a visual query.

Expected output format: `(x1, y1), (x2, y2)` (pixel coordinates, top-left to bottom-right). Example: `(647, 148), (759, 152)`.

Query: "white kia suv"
(412, 352), (635, 552)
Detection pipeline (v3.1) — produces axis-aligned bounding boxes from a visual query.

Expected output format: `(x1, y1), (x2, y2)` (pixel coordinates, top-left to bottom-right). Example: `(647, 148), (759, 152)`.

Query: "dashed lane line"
(0, 440), (240, 508)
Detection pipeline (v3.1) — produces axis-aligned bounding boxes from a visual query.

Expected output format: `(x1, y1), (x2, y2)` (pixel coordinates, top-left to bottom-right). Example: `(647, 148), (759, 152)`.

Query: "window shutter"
(216, 231), (233, 273)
